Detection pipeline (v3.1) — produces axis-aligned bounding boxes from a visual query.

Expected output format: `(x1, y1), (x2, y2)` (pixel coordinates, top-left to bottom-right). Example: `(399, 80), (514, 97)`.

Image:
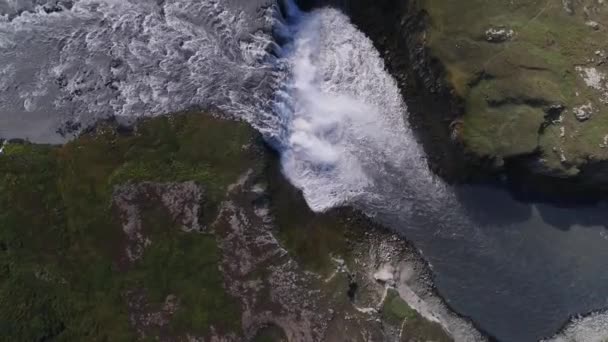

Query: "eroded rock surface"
(113, 182), (206, 262)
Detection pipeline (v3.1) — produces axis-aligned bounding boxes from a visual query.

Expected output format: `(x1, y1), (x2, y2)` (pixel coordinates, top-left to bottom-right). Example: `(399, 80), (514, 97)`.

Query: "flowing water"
(2, 1), (608, 341)
(0, 0), (279, 142)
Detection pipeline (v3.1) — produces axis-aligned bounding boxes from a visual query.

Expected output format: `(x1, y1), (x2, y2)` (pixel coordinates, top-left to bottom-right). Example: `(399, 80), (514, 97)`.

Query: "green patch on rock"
(463, 82), (546, 158)
(381, 289), (417, 326)
(267, 163), (350, 276)
(400, 315), (454, 342)
(381, 289), (452, 342)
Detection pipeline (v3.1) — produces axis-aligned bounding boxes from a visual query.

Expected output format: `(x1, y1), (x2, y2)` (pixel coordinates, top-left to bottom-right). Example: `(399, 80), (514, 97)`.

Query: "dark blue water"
(379, 184), (608, 341)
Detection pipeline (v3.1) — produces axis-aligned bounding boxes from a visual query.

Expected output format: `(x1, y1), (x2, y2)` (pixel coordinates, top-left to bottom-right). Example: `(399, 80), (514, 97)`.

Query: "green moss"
(0, 112), (254, 340)
(267, 162), (349, 276)
(381, 289), (417, 326)
(463, 82), (546, 158)
(400, 315), (453, 342)
(380, 289), (452, 341)
(421, 0), (608, 173)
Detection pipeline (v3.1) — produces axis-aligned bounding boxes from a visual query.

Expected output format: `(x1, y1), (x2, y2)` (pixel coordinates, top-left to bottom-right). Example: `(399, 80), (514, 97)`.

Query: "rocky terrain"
(542, 310), (608, 342)
(307, 0), (608, 194)
(0, 112), (480, 341)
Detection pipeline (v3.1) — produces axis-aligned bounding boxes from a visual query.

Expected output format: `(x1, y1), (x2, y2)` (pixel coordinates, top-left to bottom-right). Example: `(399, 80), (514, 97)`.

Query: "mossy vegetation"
(381, 289), (417, 326)
(381, 289), (452, 342)
(421, 0), (608, 176)
(0, 112), (256, 340)
(267, 162), (351, 276)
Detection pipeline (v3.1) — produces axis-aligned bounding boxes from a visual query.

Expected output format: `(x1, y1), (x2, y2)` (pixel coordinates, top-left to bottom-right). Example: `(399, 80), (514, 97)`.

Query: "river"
(1, 1), (608, 341)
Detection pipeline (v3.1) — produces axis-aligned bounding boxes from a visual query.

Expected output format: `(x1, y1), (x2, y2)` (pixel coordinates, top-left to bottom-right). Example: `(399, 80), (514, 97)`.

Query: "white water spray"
(273, 6), (447, 212)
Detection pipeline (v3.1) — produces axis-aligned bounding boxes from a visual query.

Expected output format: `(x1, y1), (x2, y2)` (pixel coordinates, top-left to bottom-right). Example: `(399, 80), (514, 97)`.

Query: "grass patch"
(421, 0), (608, 173)
(381, 289), (452, 341)
(381, 289), (417, 326)
(266, 159), (350, 276)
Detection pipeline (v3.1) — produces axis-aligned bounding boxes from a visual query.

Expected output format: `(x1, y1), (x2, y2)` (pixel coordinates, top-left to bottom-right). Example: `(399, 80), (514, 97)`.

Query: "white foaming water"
(7, 1), (608, 340)
(0, 0), (279, 142)
(273, 6), (448, 212)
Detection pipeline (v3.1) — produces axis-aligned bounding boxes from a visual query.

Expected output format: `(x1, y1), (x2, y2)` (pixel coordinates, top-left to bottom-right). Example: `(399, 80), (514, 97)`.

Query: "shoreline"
(540, 309), (608, 342)
(326, 207), (492, 341)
